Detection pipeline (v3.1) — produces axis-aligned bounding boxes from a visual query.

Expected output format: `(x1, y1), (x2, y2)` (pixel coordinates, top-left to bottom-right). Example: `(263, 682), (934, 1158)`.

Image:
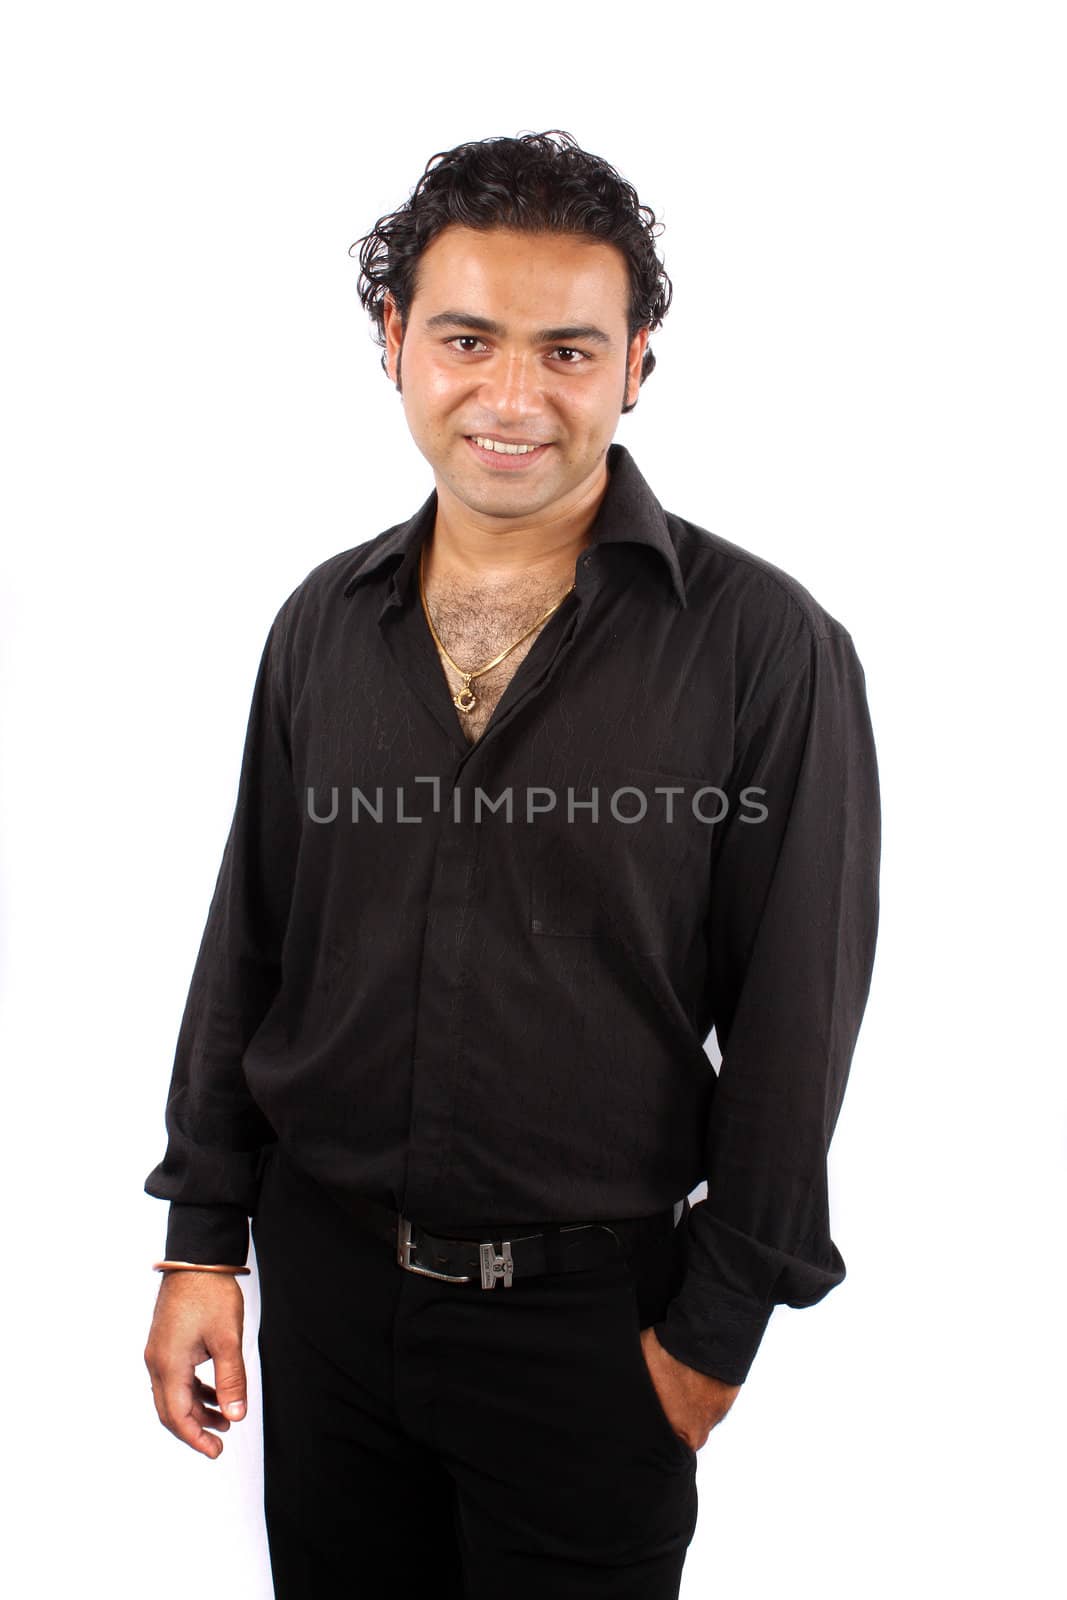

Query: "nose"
(478, 349), (543, 424)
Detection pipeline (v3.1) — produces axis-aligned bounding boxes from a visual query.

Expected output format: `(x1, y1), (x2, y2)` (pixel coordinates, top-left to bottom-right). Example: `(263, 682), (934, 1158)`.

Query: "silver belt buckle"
(396, 1215), (514, 1288)
(396, 1215), (474, 1283)
(479, 1238), (514, 1289)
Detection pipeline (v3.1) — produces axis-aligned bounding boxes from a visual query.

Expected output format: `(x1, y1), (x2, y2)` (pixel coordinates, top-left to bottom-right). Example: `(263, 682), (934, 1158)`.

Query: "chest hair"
(424, 569), (575, 744)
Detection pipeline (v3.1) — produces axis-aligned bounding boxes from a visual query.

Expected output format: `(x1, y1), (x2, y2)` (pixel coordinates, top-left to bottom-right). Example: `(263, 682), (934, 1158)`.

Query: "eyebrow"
(424, 310), (613, 347)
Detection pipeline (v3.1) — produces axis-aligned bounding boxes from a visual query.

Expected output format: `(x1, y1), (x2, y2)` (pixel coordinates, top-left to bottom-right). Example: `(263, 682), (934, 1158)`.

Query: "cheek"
(411, 363), (451, 400)
(550, 368), (624, 416)
(550, 400), (612, 447)
(401, 348), (459, 404)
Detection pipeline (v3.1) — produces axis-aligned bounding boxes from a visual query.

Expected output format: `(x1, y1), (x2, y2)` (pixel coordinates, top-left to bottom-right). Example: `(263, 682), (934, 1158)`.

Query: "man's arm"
(143, 599), (300, 1456)
(143, 599), (299, 1263)
(654, 624), (882, 1389)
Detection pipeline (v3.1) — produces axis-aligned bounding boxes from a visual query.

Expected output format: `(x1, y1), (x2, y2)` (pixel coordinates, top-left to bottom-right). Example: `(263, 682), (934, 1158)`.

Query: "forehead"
(411, 225), (630, 322)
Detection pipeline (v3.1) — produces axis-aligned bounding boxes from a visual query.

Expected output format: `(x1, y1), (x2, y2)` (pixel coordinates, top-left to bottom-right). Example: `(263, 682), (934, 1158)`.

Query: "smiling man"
(386, 222), (650, 746)
(144, 130), (881, 1599)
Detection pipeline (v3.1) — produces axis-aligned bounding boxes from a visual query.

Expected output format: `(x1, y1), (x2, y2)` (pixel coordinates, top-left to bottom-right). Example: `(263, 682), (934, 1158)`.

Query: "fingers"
(146, 1365), (244, 1458)
(150, 1367), (229, 1458)
(211, 1348), (248, 1423)
(192, 1400), (230, 1431)
(144, 1275), (248, 1456)
(191, 1376), (232, 1431)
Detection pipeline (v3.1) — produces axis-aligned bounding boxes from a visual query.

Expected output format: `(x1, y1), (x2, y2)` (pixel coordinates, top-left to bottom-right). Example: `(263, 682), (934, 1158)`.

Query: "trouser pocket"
(616, 1215), (697, 1465)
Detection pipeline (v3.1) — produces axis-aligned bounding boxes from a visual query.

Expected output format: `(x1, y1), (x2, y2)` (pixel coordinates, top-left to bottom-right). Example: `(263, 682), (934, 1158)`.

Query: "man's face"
(382, 225), (648, 522)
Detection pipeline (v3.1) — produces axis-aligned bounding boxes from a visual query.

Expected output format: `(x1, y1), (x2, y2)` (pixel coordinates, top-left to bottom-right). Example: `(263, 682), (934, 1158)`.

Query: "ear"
(625, 325), (650, 408)
(383, 292), (405, 384)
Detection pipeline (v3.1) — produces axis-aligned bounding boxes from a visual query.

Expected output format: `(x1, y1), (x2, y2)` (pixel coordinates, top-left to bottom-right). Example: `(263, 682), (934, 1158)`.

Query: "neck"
(424, 457), (610, 590)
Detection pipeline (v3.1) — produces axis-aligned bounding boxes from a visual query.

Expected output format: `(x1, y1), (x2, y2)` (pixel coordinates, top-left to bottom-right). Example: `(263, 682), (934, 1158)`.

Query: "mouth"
(464, 435), (552, 471)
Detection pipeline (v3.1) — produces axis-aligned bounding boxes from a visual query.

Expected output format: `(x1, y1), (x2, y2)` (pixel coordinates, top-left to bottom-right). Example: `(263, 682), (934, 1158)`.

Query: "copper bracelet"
(153, 1260), (251, 1275)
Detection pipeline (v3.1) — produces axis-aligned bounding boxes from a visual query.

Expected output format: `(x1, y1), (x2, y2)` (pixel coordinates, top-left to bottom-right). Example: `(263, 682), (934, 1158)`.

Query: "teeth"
(471, 436), (542, 455)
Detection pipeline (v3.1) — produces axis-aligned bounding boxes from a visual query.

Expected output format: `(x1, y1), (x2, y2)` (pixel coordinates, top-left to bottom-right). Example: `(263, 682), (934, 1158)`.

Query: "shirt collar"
(340, 441), (687, 610)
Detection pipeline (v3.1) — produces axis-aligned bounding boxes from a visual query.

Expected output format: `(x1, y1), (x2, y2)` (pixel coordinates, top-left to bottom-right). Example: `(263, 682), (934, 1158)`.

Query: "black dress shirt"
(144, 441), (881, 1385)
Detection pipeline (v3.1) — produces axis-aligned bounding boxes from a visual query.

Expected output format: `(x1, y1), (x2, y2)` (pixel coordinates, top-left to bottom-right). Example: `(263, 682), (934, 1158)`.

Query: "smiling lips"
(465, 434), (552, 470)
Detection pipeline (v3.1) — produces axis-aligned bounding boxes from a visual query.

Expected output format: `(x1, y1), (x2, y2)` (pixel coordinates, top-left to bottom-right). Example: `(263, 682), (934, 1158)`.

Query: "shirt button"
(531, 919), (543, 933)
(581, 555), (592, 568)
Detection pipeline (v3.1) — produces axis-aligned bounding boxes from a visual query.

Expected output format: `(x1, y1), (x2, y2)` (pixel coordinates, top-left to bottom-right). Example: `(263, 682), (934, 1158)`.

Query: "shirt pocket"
(528, 764), (716, 944)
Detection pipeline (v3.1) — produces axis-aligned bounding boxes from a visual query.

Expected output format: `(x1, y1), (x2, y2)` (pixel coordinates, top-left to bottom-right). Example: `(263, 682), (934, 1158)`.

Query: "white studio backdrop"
(1, 3), (1063, 1596)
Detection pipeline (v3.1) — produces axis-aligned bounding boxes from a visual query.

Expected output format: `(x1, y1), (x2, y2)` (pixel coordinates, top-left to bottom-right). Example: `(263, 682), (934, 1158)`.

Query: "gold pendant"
(453, 679), (476, 713)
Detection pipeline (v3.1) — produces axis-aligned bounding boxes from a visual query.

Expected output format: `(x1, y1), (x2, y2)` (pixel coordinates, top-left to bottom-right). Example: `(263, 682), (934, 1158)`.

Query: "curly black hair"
(349, 130), (672, 415)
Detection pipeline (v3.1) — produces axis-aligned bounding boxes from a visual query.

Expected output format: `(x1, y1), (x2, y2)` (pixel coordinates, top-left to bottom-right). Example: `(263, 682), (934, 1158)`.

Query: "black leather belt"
(340, 1188), (689, 1290)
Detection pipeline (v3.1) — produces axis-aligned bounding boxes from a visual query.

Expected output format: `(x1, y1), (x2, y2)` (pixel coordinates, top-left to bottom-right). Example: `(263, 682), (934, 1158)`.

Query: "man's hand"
(144, 1271), (248, 1459)
(640, 1326), (741, 1451)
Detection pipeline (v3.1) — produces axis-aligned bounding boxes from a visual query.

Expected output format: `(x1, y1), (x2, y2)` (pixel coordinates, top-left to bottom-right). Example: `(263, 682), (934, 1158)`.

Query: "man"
(144, 129), (881, 1599)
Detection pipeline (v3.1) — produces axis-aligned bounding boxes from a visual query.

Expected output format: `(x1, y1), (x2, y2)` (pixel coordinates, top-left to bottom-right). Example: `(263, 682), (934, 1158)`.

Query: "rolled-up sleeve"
(654, 625), (881, 1385)
(143, 599), (300, 1264)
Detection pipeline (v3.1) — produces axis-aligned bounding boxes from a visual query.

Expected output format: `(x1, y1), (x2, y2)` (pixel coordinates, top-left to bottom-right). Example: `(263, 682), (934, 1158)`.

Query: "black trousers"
(252, 1144), (699, 1598)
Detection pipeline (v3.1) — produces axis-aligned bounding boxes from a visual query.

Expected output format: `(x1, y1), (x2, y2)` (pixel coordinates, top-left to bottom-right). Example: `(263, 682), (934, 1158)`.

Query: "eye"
(445, 336), (489, 354)
(443, 336), (591, 365)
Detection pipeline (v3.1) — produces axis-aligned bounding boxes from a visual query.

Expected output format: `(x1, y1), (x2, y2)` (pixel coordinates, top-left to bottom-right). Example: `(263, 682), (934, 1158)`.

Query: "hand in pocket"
(638, 1324), (741, 1452)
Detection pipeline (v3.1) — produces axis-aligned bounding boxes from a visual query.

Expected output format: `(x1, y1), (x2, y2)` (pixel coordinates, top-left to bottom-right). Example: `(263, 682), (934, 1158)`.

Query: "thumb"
(212, 1347), (248, 1421)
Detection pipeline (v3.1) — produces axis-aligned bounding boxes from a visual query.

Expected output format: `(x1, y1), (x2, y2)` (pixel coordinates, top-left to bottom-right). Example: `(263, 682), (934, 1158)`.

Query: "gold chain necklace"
(418, 544), (576, 714)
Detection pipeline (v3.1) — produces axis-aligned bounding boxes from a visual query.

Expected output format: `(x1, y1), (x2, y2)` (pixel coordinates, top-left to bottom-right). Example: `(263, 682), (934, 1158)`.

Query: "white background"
(2, 3), (1064, 1596)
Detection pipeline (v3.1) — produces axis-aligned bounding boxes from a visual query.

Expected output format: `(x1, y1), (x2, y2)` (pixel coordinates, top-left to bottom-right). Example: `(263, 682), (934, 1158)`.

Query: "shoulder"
(666, 510), (859, 725)
(669, 511), (850, 639)
(267, 528), (403, 646)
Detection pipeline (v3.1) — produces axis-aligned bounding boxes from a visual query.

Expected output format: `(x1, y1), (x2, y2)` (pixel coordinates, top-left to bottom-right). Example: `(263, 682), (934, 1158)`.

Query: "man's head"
(349, 131), (672, 524)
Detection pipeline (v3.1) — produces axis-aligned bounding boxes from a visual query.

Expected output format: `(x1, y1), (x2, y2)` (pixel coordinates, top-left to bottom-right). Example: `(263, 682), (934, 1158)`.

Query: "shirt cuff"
(653, 1285), (774, 1386)
(163, 1202), (250, 1267)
